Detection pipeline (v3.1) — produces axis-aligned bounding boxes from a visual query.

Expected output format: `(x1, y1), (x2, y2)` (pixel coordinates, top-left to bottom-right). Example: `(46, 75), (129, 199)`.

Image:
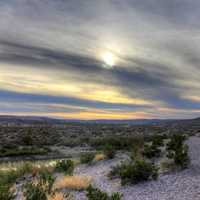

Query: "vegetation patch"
(80, 153), (95, 164)
(0, 146), (49, 157)
(104, 144), (116, 159)
(167, 134), (190, 169)
(23, 169), (55, 200)
(109, 160), (158, 185)
(54, 176), (92, 191)
(86, 185), (122, 200)
(55, 160), (74, 175)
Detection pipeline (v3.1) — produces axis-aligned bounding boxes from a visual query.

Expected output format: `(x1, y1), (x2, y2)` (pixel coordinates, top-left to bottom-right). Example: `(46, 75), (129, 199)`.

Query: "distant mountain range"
(0, 115), (199, 126)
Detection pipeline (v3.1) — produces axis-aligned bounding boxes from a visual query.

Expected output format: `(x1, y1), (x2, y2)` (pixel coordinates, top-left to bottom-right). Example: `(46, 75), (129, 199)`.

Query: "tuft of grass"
(94, 153), (106, 162)
(54, 176), (92, 191)
(0, 185), (15, 200)
(24, 181), (47, 200)
(86, 185), (122, 200)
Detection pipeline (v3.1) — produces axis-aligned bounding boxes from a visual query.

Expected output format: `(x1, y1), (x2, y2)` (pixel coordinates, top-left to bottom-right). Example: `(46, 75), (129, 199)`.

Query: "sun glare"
(102, 52), (115, 67)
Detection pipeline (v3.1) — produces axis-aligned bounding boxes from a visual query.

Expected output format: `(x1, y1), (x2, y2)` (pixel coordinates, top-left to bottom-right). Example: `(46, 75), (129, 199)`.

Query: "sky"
(0, 0), (200, 120)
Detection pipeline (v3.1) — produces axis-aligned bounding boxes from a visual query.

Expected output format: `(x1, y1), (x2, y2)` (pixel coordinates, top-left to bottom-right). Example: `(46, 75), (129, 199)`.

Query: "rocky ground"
(73, 136), (200, 200)
(14, 136), (200, 200)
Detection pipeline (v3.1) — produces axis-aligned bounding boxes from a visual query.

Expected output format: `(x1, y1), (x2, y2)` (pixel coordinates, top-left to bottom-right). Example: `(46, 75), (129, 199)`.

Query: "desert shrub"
(151, 134), (165, 147)
(39, 170), (55, 194)
(55, 160), (74, 175)
(104, 144), (116, 159)
(143, 144), (161, 159)
(24, 170), (55, 200)
(22, 129), (34, 145)
(167, 134), (189, 169)
(80, 153), (95, 164)
(130, 141), (144, 161)
(24, 182), (47, 200)
(108, 163), (127, 179)
(86, 185), (122, 200)
(109, 160), (158, 185)
(0, 185), (15, 200)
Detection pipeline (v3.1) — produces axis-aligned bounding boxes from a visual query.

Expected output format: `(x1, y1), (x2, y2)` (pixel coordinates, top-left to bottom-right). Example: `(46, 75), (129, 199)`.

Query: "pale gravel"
(74, 136), (200, 200)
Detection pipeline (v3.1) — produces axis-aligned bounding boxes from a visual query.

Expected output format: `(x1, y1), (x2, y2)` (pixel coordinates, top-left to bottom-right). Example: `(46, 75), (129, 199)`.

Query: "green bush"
(80, 153), (95, 164)
(167, 134), (189, 169)
(109, 160), (158, 185)
(0, 185), (15, 200)
(55, 160), (74, 175)
(86, 185), (122, 200)
(22, 130), (34, 145)
(108, 163), (127, 179)
(24, 169), (56, 200)
(151, 135), (165, 147)
(143, 144), (161, 159)
(24, 182), (47, 200)
(104, 144), (116, 159)
(38, 170), (55, 194)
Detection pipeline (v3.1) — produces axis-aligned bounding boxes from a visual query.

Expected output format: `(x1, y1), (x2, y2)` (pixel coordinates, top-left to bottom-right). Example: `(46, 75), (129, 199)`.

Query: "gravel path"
(74, 136), (200, 200)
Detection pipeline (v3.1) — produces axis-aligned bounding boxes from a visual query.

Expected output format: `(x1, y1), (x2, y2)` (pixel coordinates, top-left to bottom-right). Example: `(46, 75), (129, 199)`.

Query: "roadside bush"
(109, 160), (158, 185)
(104, 144), (116, 159)
(86, 185), (122, 200)
(167, 134), (189, 169)
(55, 160), (74, 175)
(80, 153), (95, 164)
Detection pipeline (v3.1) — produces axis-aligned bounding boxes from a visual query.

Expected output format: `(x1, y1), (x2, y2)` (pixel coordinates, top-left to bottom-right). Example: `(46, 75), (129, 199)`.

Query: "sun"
(102, 52), (115, 67)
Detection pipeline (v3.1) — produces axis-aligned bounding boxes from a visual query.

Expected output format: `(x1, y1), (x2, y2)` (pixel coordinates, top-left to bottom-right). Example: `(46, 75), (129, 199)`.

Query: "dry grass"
(48, 192), (74, 200)
(54, 175), (92, 190)
(94, 153), (106, 161)
(48, 192), (65, 200)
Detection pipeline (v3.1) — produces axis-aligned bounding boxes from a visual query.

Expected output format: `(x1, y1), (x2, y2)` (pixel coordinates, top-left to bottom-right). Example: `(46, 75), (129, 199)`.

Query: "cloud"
(0, 0), (200, 119)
